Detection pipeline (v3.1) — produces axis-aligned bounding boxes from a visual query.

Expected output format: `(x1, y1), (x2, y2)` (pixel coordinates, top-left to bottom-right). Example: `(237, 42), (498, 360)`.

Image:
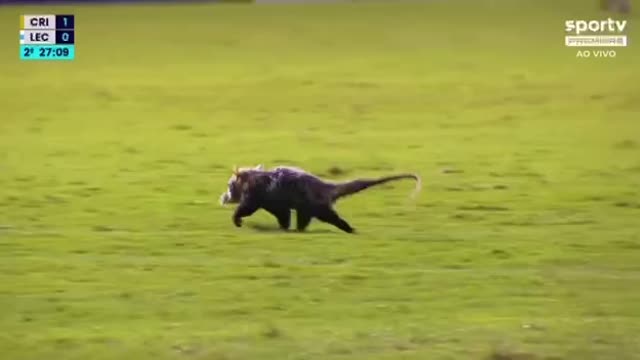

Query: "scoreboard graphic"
(20, 14), (75, 61)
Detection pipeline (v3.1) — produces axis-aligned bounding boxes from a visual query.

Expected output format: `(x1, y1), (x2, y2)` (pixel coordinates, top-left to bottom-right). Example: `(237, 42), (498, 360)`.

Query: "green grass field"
(1, 1), (639, 359)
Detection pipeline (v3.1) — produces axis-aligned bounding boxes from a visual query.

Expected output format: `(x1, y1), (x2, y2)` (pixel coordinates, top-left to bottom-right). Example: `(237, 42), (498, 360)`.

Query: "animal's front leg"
(296, 209), (312, 232)
(265, 206), (291, 230)
(232, 200), (260, 227)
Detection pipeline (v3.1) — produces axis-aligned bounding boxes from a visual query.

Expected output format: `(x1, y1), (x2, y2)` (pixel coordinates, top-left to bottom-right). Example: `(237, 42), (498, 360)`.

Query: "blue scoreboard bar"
(20, 14), (75, 61)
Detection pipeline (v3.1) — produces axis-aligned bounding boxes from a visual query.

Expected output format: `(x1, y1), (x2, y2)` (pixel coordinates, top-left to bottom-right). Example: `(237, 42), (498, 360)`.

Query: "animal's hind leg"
(313, 206), (355, 234)
(296, 210), (312, 232)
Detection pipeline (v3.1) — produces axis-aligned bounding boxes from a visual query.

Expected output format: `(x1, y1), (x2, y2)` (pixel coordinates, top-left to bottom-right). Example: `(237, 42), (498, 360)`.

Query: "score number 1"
(55, 14), (74, 30)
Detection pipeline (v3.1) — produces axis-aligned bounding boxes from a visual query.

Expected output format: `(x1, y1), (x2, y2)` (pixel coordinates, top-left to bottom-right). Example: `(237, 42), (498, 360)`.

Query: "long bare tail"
(331, 173), (422, 202)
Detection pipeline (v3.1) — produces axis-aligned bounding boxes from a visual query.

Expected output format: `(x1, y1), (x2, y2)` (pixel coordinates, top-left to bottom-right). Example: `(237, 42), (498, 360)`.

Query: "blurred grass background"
(1, 1), (639, 359)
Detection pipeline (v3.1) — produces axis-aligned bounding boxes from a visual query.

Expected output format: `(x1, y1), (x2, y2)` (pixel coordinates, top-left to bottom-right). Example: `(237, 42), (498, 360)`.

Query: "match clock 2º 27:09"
(22, 45), (75, 60)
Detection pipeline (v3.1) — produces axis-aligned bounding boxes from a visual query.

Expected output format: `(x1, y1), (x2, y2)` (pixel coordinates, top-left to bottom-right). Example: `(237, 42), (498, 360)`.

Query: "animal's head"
(219, 164), (264, 205)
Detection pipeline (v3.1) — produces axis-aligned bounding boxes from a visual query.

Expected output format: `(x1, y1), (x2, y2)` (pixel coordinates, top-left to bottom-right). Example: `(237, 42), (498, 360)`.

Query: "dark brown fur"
(221, 166), (421, 233)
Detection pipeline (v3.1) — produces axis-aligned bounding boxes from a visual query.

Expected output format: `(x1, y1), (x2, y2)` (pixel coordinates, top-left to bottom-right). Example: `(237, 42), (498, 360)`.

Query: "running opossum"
(219, 164), (421, 233)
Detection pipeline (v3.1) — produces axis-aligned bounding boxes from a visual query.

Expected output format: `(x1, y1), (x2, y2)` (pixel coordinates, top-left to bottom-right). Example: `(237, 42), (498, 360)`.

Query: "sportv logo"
(565, 18), (627, 35)
(565, 18), (629, 48)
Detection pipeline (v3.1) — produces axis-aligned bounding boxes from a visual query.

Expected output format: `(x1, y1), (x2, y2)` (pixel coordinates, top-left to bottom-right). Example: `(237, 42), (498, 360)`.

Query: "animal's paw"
(233, 217), (243, 227)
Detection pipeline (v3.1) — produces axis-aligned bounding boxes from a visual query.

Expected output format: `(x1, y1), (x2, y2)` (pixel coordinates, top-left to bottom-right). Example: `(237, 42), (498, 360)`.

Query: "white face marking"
(219, 165), (262, 206)
(219, 174), (239, 205)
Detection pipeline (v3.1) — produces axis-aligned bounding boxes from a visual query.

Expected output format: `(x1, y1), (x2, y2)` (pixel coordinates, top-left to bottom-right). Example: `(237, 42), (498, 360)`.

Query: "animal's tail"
(331, 173), (422, 202)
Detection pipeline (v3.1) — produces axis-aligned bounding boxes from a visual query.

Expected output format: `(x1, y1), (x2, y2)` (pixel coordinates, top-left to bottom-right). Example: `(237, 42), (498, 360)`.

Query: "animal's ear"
(255, 164), (264, 170)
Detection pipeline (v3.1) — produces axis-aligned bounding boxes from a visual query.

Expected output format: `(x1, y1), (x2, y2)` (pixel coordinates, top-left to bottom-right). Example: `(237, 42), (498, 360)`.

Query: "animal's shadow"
(248, 223), (335, 234)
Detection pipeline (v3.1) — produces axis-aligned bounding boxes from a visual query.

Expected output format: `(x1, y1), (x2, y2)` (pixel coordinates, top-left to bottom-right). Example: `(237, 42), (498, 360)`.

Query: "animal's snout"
(219, 192), (230, 205)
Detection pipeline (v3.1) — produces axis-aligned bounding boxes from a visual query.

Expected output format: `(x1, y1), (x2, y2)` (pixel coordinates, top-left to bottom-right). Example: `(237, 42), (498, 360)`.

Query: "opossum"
(219, 164), (421, 233)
